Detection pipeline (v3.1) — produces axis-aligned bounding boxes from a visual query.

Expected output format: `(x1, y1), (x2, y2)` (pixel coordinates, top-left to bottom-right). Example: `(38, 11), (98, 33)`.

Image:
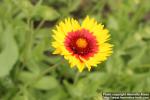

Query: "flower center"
(64, 29), (98, 60)
(76, 38), (87, 48)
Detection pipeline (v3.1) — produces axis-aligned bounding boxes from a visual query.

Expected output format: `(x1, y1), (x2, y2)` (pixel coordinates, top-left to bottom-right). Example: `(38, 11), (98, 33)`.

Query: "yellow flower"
(52, 16), (113, 72)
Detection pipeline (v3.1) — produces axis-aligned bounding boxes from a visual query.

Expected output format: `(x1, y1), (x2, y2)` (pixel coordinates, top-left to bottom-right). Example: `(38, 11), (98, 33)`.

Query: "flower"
(52, 16), (113, 72)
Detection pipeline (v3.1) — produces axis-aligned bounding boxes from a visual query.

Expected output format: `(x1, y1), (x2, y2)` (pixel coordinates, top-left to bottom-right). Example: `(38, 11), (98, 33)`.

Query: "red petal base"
(64, 29), (99, 60)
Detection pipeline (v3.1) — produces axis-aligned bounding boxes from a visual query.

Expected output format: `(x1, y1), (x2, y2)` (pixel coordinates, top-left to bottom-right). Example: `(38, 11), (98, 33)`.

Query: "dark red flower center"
(64, 29), (99, 60)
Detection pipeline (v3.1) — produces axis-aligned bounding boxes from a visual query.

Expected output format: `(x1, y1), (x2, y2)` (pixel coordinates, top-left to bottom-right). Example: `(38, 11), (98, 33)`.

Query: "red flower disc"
(64, 29), (99, 60)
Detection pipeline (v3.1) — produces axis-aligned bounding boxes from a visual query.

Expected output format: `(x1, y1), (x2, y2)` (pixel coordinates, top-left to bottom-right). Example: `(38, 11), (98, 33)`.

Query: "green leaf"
(0, 28), (18, 77)
(128, 46), (147, 68)
(17, 71), (37, 83)
(12, 95), (25, 100)
(68, 0), (81, 12)
(106, 52), (124, 74)
(64, 72), (106, 99)
(33, 5), (60, 21)
(33, 76), (59, 90)
(13, 0), (34, 17)
(12, 88), (36, 100)
(108, 16), (119, 30)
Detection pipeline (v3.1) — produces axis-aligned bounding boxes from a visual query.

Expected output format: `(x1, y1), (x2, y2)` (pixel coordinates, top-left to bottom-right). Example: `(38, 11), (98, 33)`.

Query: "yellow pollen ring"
(76, 38), (87, 48)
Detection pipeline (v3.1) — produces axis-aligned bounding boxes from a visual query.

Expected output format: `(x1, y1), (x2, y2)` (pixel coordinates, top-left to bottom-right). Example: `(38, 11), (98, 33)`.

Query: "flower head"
(52, 16), (113, 72)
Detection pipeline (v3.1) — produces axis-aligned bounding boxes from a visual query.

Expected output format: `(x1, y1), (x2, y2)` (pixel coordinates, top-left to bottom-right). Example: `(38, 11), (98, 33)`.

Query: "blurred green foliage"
(0, 0), (150, 100)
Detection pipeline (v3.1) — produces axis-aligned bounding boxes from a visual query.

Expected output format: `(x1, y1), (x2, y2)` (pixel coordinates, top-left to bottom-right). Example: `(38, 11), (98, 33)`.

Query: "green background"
(0, 0), (150, 100)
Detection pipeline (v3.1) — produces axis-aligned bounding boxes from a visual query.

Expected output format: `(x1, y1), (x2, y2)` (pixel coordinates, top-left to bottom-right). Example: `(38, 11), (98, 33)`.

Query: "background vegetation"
(0, 0), (150, 100)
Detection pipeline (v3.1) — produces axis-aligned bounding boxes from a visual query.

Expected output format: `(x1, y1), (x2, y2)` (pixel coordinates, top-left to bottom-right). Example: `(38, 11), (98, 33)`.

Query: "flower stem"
(26, 59), (62, 88)
(74, 72), (80, 84)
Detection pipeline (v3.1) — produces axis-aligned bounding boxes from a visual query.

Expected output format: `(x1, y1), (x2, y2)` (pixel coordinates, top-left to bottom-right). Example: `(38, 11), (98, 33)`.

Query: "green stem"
(35, 20), (45, 32)
(25, 59), (62, 88)
(74, 72), (80, 84)
(23, 18), (34, 62)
